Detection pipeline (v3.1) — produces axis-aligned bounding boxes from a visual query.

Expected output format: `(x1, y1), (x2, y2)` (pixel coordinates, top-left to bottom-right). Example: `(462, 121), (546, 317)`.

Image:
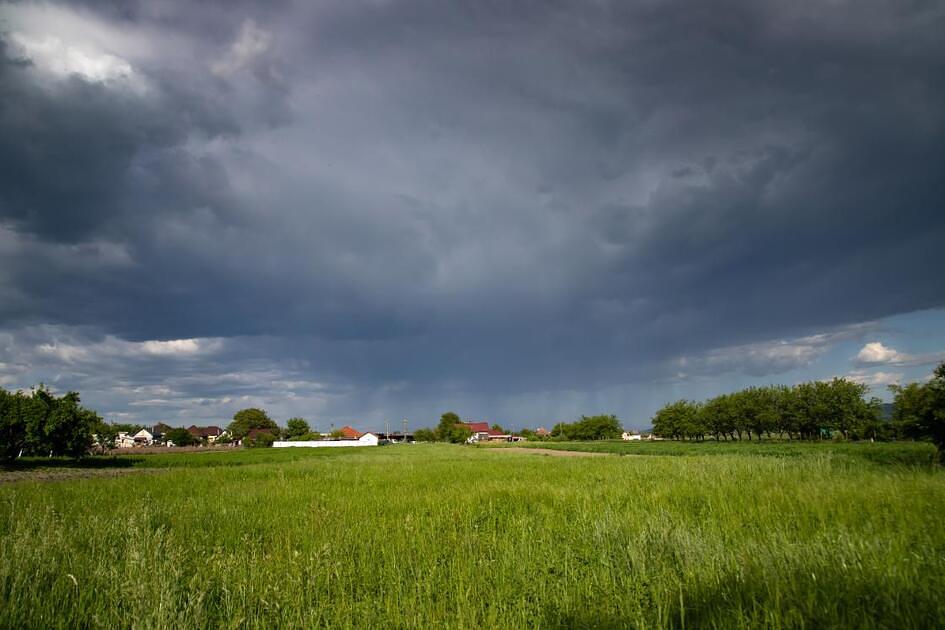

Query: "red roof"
(188, 425), (224, 437)
(486, 429), (509, 437)
(463, 422), (490, 433)
(339, 426), (362, 439)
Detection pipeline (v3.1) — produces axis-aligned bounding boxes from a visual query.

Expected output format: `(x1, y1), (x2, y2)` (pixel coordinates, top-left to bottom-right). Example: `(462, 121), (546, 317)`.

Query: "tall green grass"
(504, 439), (939, 467)
(1, 444), (943, 628)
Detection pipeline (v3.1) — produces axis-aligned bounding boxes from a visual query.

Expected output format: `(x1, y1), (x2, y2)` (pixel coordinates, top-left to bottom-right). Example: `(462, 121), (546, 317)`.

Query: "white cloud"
(853, 341), (945, 367)
(210, 19), (272, 77)
(36, 336), (223, 363)
(845, 369), (903, 387)
(140, 339), (209, 356)
(10, 32), (135, 83)
(855, 341), (905, 364)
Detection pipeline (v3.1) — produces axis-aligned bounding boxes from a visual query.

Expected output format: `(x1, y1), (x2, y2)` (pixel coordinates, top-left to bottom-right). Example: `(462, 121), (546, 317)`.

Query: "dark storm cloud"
(0, 0), (944, 423)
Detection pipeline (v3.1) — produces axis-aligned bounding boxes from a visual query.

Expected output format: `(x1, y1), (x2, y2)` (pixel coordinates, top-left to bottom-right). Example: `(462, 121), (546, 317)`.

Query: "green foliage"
(0, 386), (99, 459)
(244, 431), (276, 448)
(288, 431), (322, 441)
(284, 418), (311, 440)
(227, 408), (278, 440)
(1, 445), (944, 627)
(550, 414), (622, 440)
(891, 361), (945, 453)
(431, 412), (473, 443)
(435, 411), (462, 442)
(94, 422), (119, 452)
(653, 379), (881, 441)
(413, 428), (436, 442)
(165, 427), (199, 447)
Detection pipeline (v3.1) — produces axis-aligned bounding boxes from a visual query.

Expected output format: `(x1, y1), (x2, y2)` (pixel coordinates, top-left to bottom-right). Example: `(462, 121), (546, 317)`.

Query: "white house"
(115, 432), (136, 448)
(133, 428), (154, 446)
(621, 431), (642, 441)
(273, 432), (383, 448)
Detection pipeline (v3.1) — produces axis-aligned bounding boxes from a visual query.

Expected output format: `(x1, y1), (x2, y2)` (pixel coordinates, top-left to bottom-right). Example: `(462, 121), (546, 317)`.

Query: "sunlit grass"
(1, 444), (943, 628)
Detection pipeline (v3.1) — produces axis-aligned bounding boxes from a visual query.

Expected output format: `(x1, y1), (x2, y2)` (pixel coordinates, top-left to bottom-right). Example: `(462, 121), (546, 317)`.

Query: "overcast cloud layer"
(1, 0), (944, 429)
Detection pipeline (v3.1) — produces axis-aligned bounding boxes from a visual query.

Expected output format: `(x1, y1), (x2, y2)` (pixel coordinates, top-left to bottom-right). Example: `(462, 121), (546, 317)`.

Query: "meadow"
(1, 443), (943, 628)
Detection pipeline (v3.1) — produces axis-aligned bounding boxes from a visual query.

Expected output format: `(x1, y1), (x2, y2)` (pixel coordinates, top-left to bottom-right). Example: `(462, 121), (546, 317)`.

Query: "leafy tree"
(549, 415), (622, 440)
(652, 401), (702, 440)
(435, 412), (462, 442)
(166, 427), (199, 446)
(448, 425), (473, 444)
(95, 422), (120, 452)
(285, 417), (311, 439)
(245, 431), (276, 448)
(702, 394), (738, 440)
(228, 408), (278, 440)
(491, 423), (506, 433)
(413, 428), (436, 442)
(0, 386), (99, 459)
(891, 362), (945, 454)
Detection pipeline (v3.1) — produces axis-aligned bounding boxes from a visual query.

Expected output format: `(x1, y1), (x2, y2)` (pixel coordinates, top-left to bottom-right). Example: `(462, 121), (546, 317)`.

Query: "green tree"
(890, 362), (945, 454)
(652, 401), (701, 440)
(413, 428), (436, 442)
(166, 427), (198, 446)
(549, 415), (623, 441)
(245, 431), (276, 448)
(0, 386), (100, 458)
(435, 412), (462, 442)
(285, 418), (311, 439)
(95, 422), (120, 452)
(228, 408), (278, 440)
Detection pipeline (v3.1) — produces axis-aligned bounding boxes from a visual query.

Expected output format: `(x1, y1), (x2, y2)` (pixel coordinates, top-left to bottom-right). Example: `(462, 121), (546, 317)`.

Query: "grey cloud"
(0, 0), (943, 424)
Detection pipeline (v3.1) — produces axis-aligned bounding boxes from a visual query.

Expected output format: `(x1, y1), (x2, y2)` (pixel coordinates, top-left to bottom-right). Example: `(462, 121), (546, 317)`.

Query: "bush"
(245, 432), (276, 448)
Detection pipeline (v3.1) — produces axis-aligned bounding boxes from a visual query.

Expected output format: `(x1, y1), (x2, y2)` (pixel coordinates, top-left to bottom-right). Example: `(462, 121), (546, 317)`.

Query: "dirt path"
(490, 447), (612, 458)
(0, 468), (162, 484)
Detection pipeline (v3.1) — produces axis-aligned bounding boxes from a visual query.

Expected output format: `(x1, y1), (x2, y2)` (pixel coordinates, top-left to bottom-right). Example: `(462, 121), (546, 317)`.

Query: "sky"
(1, 0), (944, 432)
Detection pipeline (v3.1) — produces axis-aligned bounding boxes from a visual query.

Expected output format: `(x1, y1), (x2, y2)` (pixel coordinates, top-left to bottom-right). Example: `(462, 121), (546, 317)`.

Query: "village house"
(461, 421), (520, 443)
(622, 431), (642, 441)
(132, 428), (155, 446)
(187, 425), (226, 443)
(115, 432), (136, 448)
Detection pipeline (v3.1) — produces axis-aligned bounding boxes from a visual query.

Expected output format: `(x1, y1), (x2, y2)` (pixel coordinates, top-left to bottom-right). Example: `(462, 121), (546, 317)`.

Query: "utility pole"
(403, 418), (408, 442)
(385, 419), (390, 441)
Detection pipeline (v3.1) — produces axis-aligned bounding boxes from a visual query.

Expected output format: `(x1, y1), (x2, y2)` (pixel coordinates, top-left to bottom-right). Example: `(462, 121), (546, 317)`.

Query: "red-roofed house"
(460, 421), (517, 443)
(338, 426), (362, 439)
(188, 425), (226, 442)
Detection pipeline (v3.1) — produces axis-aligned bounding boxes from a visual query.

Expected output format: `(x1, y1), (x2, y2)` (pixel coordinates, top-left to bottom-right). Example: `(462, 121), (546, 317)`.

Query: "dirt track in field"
(490, 447), (612, 458)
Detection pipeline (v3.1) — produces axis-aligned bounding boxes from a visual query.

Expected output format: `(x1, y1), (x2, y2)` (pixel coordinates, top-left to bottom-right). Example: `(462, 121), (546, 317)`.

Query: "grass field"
(1, 443), (944, 628)
(495, 439), (940, 467)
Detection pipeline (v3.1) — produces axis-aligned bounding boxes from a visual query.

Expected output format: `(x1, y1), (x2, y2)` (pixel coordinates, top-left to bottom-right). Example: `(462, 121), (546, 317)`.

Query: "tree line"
(650, 363), (945, 452)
